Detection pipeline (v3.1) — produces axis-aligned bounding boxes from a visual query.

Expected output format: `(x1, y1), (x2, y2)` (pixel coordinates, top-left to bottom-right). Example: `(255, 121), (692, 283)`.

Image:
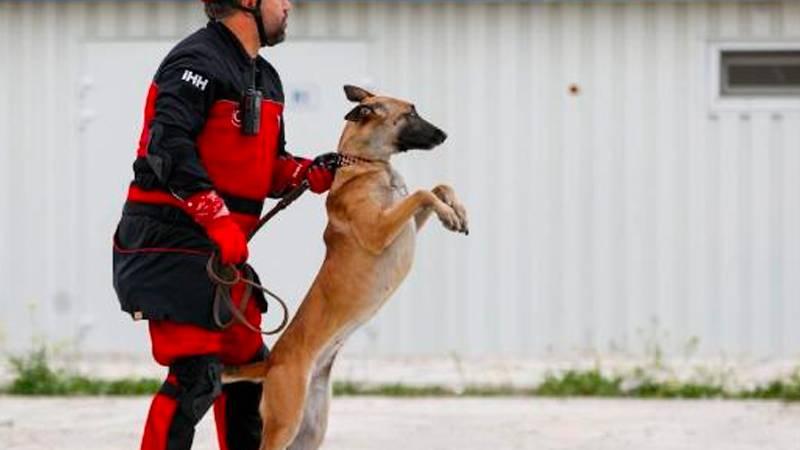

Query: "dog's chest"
(388, 168), (409, 199)
(377, 169), (415, 290)
(387, 170), (414, 268)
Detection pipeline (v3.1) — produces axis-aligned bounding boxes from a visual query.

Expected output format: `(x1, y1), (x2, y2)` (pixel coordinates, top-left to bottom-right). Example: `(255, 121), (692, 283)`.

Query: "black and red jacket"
(113, 21), (308, 328)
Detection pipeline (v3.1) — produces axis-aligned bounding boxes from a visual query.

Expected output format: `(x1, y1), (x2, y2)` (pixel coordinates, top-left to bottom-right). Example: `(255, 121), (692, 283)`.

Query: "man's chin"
(265, 32), (286, 47)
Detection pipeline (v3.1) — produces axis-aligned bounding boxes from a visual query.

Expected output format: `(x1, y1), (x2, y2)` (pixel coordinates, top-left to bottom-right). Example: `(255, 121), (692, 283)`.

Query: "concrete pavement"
(1, 396), (798, 450)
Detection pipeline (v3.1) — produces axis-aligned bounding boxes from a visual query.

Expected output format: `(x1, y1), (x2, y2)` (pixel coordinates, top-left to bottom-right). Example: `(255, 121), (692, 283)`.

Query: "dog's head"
(337, 85), (447, 160)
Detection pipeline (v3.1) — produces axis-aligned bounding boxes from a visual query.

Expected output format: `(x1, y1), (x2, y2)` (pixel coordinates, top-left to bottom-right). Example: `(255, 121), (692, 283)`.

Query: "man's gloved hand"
(307, 153), (340, 194)
(182, 190), (248, 264)
(205, 216), (249, 265)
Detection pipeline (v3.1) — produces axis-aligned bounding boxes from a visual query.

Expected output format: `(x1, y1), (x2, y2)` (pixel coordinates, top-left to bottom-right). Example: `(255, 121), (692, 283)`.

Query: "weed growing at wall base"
(3, 347), (160, 396)
(2, 348), (799, 400)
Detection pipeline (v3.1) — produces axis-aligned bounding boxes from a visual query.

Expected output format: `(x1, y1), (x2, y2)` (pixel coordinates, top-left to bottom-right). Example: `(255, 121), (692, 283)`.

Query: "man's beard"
(265, 30), (286, 47)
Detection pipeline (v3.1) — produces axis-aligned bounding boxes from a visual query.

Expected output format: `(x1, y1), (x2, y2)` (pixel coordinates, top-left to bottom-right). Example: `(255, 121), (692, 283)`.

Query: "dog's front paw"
(434, 202), (465, 234)
(450, 200), (469, 235)
(433, 185), (469, 235)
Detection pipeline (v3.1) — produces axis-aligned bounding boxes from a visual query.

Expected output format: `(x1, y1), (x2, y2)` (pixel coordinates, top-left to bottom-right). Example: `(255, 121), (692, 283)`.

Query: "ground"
(1, 396), (798, 450)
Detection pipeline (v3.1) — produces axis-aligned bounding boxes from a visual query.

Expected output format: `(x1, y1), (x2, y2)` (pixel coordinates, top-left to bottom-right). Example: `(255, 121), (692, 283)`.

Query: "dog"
(225, 85), (469, 450)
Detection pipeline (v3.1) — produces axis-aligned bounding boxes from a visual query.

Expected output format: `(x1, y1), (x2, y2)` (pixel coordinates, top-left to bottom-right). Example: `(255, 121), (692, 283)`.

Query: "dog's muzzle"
(397, 119), (448, 152)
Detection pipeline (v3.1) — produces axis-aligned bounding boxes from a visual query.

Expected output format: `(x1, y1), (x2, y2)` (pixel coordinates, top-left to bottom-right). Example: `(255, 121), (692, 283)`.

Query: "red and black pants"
(140, 285), (265, 450)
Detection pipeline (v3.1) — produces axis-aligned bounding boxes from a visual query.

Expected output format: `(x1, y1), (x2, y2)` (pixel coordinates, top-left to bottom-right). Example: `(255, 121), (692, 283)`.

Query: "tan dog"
(226, 85), (468, 450)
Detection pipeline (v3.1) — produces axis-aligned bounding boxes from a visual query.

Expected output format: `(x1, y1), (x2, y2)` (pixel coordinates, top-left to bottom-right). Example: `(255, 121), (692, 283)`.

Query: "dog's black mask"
(396, 114), (447, 152)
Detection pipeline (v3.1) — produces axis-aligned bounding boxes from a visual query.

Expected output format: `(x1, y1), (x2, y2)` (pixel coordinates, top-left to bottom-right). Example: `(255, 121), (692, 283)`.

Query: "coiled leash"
(208, 181), (310, 335)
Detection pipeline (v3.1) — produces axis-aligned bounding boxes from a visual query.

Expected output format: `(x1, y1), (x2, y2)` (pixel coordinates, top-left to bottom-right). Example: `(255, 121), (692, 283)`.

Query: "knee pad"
(161, 355), (223, 425)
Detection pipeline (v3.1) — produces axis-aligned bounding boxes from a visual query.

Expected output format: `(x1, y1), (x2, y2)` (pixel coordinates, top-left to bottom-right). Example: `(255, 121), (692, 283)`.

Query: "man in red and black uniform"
(112, 1), (336, 449)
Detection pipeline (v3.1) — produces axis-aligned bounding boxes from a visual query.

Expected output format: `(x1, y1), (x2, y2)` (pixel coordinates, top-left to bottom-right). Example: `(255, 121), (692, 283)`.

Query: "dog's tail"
(222, 361), (269, 384)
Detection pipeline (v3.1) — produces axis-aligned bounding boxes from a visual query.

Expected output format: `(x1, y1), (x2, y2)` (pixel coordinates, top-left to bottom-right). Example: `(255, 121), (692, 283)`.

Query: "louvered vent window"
(720, 51), (800, 97)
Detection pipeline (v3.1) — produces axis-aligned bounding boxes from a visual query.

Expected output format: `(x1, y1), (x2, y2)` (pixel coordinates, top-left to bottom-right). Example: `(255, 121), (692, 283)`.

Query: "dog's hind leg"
(259, 359), (311, 450)
(287, 347), (339, 450)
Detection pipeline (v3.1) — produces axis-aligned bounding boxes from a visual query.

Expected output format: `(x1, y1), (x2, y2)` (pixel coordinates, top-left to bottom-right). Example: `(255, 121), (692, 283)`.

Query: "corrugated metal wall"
(1, 1), (799, 359)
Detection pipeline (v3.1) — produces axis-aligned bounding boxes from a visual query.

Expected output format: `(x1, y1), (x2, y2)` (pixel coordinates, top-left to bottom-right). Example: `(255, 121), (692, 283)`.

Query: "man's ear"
(344, 85), (375, 103)
(344, 104), (374, 122)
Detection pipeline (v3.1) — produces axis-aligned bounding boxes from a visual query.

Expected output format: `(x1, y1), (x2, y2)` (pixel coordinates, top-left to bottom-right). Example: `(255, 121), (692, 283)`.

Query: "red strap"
(127, 184), (184, 209)
(127, 185), (229, 228)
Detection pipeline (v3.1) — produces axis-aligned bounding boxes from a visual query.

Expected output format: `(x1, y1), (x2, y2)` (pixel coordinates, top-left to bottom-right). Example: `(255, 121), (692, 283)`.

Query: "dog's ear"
(344, 104), (374, 122)
(344, 85), (375, 103)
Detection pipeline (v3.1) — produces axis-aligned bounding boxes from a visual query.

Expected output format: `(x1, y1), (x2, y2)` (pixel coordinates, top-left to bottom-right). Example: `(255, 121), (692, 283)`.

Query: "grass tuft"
(4, 348), (160, 396)
(535, 369), (623, 397)
(740, 372), (800, 401)
(333, 381), (455, 397)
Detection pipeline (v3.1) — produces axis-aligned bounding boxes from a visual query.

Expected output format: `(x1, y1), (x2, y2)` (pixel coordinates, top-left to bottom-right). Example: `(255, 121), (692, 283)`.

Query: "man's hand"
(307, 153), (340, 194)
(182, 190), (248, 264)
(205, 216), (249, 264)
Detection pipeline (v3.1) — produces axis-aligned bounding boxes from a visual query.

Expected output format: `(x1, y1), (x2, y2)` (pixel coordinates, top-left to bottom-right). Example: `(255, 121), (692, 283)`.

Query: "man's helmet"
(202, 0), (270, 48)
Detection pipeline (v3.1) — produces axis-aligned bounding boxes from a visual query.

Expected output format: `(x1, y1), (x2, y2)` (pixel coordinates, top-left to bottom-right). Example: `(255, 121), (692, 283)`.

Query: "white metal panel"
(621, 3), (648, 354)
(0, 1), (11, 349)
(781, 1), (800, 358)
(6, 5), (52, 347)
(53, 2), (90, 350)
(590, 3), (620, 354)
(686, 2), (713, 354)
(41, 1), (64, 344)
(1, 1), (799, 359)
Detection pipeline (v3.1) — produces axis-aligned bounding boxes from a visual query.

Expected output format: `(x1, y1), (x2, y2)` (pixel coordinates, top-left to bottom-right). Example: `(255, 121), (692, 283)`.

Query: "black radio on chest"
(240, 63), (262, 136)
